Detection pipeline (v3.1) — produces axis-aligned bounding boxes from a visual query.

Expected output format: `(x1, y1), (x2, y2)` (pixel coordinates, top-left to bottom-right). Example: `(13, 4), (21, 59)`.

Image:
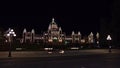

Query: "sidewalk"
(0, 49), (120, 58)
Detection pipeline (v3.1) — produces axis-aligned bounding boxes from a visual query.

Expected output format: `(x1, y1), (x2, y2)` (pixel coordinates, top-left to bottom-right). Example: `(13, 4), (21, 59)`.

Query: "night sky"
(0, 0), (112, 35)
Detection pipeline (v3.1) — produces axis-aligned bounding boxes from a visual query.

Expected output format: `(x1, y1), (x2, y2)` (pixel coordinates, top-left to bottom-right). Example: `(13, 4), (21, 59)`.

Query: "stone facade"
(21, 18), (99, 45)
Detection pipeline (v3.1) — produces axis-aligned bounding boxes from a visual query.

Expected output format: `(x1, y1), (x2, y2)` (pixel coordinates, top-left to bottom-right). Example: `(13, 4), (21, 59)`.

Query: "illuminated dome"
(48, 18), (58, 30)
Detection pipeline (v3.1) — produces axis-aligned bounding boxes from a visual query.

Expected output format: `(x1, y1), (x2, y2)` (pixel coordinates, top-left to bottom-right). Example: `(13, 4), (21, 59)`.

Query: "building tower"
(72, 31), (75, 43)
(31, 29), (35, 42)
(47, 18), (64, 43)
(78, 31), (81, 43)
(88, 32), (94, 43)
(23, 28), (27, 43)
(59, 27), (62, 42)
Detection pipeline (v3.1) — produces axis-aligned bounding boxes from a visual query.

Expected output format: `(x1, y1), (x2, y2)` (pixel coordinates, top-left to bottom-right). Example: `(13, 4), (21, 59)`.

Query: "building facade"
(21, 18), (99, 45)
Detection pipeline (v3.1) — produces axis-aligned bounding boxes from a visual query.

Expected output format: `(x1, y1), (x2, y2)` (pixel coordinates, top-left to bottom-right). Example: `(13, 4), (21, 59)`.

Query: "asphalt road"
(1, 49), (120, 58)
(0, 53), (120, 68)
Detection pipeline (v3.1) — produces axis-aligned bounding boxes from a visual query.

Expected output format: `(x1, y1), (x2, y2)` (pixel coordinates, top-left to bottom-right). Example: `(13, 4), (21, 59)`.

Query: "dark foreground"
(0, 53), (120, 68)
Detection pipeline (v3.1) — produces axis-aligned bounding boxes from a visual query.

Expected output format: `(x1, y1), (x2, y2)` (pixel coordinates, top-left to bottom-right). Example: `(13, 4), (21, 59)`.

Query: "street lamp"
(96, 32), (100, 48)
(106, 35), (112, 53)
(7, 29), (16, 57)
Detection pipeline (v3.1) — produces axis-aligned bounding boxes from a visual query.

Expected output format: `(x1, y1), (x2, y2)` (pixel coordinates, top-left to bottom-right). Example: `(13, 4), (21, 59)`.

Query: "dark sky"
(0, 0), (112, 35)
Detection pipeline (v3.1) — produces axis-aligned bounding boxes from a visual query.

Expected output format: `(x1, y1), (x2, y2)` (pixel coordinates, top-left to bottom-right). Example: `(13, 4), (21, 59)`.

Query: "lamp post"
(106, 35), (112, 53)
(96, 32), (100, 48)
(7, 29), (16, 57)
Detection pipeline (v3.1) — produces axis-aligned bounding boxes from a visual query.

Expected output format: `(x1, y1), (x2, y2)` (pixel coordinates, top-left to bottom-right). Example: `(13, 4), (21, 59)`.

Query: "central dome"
(48, 18), (58, 30)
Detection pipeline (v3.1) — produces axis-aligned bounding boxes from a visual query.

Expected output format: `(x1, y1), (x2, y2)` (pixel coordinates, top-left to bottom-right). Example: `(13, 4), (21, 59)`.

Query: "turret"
(88, 32), (94, 43)
(23, 28), (27, 43)
(59, 27), (62, 34)
(72, 31), (75, 43)
(78, 31), (81, 43)
(31, 29), (35, 42)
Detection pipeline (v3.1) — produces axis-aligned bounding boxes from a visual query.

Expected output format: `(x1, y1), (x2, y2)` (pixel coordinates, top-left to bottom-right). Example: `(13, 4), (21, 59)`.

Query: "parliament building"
(21, 18), (99, 45)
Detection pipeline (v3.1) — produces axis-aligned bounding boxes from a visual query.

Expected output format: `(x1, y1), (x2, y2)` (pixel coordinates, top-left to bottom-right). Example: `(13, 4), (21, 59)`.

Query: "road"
(0, 49), (120, 58)
(0, 50), (120, 68)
